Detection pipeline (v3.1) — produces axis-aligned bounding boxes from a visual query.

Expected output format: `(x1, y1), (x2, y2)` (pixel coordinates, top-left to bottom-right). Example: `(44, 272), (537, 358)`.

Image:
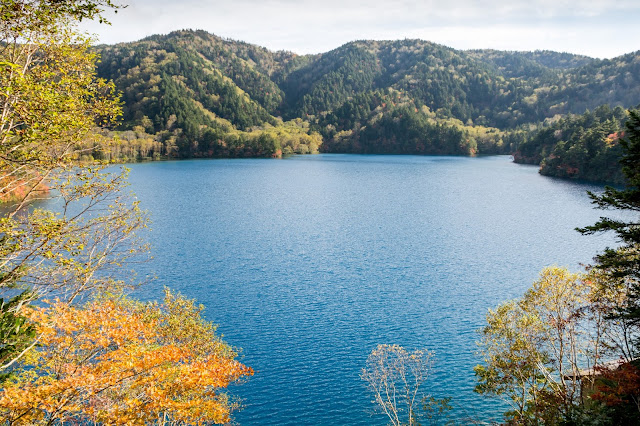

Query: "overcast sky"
(80, 0), (640, 58)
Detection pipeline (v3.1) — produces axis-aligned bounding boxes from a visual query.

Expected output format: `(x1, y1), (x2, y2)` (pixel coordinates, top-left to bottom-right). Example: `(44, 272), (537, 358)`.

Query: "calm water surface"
(125, 154), (617, 425)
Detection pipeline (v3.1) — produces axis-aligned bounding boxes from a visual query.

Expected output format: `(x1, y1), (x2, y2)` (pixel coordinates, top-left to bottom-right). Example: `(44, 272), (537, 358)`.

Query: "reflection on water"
(122, 154), (615, 425)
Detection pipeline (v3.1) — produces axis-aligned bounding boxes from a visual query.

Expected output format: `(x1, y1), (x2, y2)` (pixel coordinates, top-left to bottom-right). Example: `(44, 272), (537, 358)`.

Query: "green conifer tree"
(578, 109), (640, 326)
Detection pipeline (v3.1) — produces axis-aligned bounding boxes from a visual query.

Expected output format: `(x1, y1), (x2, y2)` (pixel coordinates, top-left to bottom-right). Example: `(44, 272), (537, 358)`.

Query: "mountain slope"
(514, 105), (629, 183)
(94, 30), (640, 161)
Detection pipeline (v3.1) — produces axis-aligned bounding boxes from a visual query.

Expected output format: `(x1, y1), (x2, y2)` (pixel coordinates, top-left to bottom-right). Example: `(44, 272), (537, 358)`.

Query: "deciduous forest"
(91, 30), (640, 183)
(1, 0), (640, 424)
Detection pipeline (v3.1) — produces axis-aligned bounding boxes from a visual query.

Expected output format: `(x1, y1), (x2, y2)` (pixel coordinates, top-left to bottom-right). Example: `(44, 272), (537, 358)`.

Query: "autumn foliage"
(0, 2), (253, 424)
(591, 362), (640, 421)
(0, 291), (253, 425)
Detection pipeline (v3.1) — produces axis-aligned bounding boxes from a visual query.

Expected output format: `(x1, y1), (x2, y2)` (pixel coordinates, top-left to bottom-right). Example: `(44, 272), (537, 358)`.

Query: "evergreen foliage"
(92, 30), (640, 173)
(0, 292), (35, 383)
(578, 110), (640, 324)
(515, 105), (630, 183)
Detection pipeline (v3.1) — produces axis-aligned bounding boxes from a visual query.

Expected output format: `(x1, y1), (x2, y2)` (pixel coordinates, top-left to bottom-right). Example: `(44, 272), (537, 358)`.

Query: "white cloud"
(81, 0), (640, 58)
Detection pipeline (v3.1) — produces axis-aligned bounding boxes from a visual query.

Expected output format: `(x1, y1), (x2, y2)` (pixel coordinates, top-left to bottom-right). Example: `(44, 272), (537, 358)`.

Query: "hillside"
(95, 30), (320, 159)
(466, 49), (594, 79)
(93, 30), (640, 165)
(514, 105), (629, 184)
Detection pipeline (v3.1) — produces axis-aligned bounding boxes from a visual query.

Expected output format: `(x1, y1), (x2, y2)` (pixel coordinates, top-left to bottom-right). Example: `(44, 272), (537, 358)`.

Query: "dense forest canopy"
(3, 8), (638, 421)
(92, 30), (640, 182)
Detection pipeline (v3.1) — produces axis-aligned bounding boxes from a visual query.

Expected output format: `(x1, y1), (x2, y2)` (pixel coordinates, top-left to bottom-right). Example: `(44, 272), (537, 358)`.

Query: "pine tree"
(578, 109), (640, 324)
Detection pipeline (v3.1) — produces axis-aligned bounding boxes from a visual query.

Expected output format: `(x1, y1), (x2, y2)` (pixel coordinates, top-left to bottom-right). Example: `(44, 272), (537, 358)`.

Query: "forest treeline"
(91, 30), (640, 182)
(3, 3), (640, 422)
(514, 105), (630, 184)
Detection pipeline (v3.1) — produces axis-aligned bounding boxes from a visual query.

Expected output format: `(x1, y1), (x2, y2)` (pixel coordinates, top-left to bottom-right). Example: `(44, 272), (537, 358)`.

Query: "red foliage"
(591, 362), (640, 410)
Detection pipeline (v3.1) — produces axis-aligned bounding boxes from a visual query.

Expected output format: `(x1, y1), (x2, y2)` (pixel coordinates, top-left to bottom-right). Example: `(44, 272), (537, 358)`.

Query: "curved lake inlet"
(125, 154), (618, 424)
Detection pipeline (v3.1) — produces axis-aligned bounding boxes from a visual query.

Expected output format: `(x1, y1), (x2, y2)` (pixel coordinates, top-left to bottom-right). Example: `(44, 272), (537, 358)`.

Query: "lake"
(124, 154), (617, 424)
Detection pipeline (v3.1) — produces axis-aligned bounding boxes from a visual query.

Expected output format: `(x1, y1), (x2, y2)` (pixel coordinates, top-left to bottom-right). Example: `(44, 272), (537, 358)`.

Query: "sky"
(81, 0), (640, 59)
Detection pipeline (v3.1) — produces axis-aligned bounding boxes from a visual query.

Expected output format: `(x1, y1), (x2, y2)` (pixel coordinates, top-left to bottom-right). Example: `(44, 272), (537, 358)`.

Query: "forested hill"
(466, 49), (595, 79)
(94, 30), (640, 160)
(514, 105), (629, 184)
(95, 30), (321, 159)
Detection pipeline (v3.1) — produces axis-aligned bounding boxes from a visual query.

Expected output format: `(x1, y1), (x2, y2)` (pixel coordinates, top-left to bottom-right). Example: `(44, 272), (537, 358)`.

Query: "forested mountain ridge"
(466, 49), (595, 79)
(93, 30), (640, 165)
(514, 105), (629, 184)
(95, 30), (321, 159)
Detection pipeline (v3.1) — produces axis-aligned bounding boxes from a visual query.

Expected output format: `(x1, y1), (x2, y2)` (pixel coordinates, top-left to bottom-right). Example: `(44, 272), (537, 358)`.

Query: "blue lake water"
(124, 154), (618, 424)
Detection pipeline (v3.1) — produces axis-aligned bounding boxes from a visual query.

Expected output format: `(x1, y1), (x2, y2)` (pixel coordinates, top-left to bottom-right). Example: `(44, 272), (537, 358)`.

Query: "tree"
(361, 344), (434, 426)
(0, 4), (254, 424)
(578, 109), (640, 331)
(477, 113), (640, 423)
(421, 396), (454, 426)
(475, 267), (630, 424)
(474, 297), (548, 423)
(0, 290), (253, 425)
(1, 0), (123, 203)
(0, 0), (145, 375)
(0, 292), (35, 382)
(575, 109), (640, 420)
